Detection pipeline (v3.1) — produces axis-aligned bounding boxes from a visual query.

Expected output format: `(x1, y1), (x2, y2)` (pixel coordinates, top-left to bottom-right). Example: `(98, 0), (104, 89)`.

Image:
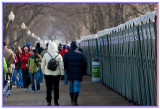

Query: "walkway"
(3, 75), (133, 106)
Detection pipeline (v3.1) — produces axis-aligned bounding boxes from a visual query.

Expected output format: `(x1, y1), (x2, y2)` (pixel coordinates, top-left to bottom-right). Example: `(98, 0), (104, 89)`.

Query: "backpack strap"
(48, 52), (59, 60)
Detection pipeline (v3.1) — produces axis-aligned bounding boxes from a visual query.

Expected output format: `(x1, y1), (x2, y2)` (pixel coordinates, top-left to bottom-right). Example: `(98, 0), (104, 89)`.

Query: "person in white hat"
(20, 46), (32, 92)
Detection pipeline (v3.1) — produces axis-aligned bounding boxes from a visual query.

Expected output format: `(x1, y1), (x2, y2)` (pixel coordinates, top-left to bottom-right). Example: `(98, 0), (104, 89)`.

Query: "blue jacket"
(63, 41), (87, 81)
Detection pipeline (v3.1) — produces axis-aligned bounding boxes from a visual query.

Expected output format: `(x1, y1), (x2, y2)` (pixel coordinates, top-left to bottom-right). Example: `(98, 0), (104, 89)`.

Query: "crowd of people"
(3, 40), (87, 106)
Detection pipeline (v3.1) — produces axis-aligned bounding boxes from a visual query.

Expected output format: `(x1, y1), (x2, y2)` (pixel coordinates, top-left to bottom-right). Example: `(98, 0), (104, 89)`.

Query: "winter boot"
(47, 102), (51, 106)
(72, 92), (79, 106)
(54, 100), (59, 106)
(70, 93), (74, 104)
(46, 97), (51, 106)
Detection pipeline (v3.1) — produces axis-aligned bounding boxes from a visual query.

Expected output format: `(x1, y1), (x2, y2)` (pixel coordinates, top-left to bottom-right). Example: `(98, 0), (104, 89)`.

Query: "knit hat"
(58, 43), (63, 48)
(24, 47), (28, 50)
(63, 45), (67, 49)
(26, 44), (31, 47)
(46, 43), (49, 47)
(70, 41), (78, 50)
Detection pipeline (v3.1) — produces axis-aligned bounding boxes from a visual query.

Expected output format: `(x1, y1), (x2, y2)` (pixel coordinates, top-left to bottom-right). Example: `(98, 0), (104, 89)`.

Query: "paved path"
(3, 75), (133, 106)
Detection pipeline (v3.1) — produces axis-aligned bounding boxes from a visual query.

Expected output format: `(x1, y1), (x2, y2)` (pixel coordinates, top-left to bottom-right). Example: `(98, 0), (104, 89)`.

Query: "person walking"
(60, 45), (68, 84)
(40, 43), (49, 85)
(3, 41), (15, 95)
(20, 46), (32, 92)
(3, 57), (8, 97)
(3, 57), (8, 75)
(36, 42), (44, 83)
(40, 43), (49, 58)
(58, 43), (63, 53)
(67, 44), (71, 51)
(26, 49), (41, 93)
(11, 53), (17, 85)
(63, 41), (87, 106)
(13, 47), (23, 88)
(41, 42), (64, 106)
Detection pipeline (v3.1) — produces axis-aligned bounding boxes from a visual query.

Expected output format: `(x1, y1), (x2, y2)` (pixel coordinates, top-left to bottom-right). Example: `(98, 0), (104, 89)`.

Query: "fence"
(79, 11), (157, 105)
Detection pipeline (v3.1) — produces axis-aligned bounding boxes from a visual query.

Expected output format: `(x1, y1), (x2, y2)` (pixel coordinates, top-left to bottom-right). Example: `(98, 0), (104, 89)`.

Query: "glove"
(61, 75), (65, 80)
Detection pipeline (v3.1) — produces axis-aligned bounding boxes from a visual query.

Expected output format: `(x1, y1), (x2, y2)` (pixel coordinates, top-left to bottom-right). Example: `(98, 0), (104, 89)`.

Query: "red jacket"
(60, 49), (68, 57)
(20, 52), (32, 69)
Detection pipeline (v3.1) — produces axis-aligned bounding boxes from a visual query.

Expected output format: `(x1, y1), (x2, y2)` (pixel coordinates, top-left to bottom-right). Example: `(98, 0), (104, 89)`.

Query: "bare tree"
(3, 3), (156, 47)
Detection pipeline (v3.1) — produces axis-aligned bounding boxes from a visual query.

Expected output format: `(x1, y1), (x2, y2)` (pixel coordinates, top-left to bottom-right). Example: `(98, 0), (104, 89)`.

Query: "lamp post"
(37, 37), (40, 41)
(21, 22), (26, 45)
(34, 35), (37, 39)
(35, 35), (38, 44)
(27, 29), (31, 42)
(31, 33), (35, 38)
(8, 11), (15, 46)
(31, 33), (35, 46)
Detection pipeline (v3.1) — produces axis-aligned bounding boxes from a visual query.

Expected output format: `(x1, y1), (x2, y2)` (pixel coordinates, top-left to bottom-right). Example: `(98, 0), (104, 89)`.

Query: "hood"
(48, 42), (58, 54)
(70, 41), (78, 50)
(36, 42), (40, 49)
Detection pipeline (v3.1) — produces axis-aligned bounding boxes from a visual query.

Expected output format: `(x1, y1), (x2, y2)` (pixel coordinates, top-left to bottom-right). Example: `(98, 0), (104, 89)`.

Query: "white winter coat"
(41, 42), (64, 76)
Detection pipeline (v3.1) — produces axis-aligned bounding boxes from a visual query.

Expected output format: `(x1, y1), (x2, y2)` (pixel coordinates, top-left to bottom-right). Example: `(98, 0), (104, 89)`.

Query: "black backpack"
(47, 52), (59, 71)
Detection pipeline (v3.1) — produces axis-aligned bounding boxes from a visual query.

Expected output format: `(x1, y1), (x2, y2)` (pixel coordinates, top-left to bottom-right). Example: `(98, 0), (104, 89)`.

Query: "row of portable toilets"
(78, 11), (157, 105)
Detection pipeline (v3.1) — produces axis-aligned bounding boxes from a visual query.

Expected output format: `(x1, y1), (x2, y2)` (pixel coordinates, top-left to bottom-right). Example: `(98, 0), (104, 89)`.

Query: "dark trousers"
(45, 75), (60, 103)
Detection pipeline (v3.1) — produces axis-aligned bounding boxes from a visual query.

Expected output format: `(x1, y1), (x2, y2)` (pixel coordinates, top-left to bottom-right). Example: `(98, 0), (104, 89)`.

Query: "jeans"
(29, 72), (40, 91)
(63, 70), (67, 84)
(69, 80), (81, 93)
(12, 68), (15, 84)
(45, 75), (60, 102)
(13, 69), (23, 87)
(39, 67), (43, 83)
(6, 73), (12, 90)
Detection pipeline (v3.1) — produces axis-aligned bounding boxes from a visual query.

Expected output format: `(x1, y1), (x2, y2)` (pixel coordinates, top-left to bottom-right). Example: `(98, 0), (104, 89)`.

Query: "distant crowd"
(3, 41), (87, 106)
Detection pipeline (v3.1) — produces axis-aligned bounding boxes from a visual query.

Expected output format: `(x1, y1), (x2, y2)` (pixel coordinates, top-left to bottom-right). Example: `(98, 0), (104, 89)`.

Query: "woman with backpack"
(41, 42), (64, 106)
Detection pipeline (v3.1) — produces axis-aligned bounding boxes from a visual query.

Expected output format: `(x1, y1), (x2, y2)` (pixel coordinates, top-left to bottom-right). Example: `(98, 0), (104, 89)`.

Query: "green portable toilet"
(80, 36), (91, 75)
(103, 29), (110, 86)
(121, 24), (127, 98)
(91, 35), (100, 82)
(97, 30), (105, 83)
(97, 32), (103, 82)
(147, 11), (156, 105)
(117, 24), (124, 95)
(145, 11), (156, 105)
(120, 24), (126, 96)
(141, 15), (152, 105)
(102, 32), (106, 84)
(124, 21), (131, 100)
(109, 28), (114, 90)
(107, 29), (112, 88)
(98, 30), (109, 85)
(133, 18), (143, 105)
(137, 17), (147, 105)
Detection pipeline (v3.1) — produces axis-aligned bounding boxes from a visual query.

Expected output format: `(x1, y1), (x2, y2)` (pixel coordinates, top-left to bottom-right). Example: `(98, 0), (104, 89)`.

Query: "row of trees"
(3, 3), (156, 48)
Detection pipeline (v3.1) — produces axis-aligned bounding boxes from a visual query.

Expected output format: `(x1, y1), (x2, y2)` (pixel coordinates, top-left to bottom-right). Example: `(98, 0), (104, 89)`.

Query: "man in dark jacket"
(63, 41), (87, 106)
